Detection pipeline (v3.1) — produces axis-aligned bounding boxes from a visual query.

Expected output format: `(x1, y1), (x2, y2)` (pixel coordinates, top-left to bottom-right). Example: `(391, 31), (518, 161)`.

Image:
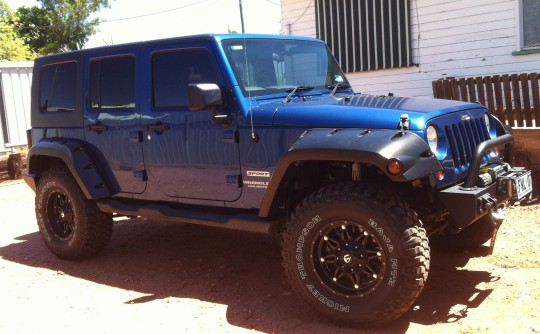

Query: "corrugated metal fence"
(0, 62), (33, 152)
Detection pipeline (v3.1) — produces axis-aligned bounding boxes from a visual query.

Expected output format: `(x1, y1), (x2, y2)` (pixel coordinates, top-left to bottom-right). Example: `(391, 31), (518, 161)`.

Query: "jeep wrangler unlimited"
(24, 34), (533, 327)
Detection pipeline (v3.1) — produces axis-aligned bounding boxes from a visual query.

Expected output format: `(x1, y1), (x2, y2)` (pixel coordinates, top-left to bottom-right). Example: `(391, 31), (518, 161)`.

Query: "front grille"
(445, 118), (490, 169)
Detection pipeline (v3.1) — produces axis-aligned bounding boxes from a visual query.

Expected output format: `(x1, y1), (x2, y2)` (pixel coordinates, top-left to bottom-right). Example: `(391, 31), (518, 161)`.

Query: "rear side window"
(152, 49), (218, 108)
(40, 62), (77, 113)
(90, 56), (135, 110)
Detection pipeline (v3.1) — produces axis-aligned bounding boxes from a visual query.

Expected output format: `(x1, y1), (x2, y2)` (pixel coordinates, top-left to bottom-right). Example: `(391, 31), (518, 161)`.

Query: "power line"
(262, 0), (281, 6)
(100, 0), (211, 23)
(1, 0), (212, 32)
(290, 0), (313, 25)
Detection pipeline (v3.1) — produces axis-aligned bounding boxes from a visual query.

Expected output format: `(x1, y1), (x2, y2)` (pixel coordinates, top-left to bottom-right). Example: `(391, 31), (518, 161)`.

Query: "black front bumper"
(438, 134), (533, 231)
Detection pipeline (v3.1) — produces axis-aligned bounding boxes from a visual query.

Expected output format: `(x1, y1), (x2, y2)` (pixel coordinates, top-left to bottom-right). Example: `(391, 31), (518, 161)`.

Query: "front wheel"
(36, 168), (113, 260)
(281, 183), (430, 327)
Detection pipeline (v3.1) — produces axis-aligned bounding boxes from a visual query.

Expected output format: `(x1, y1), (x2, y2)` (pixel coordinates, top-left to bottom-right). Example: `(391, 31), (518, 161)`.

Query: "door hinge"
(226, 174), (242, 187)
(223, 129), (239, 144)
(130, 131), (143, 143)
(133, 169), (148, 181)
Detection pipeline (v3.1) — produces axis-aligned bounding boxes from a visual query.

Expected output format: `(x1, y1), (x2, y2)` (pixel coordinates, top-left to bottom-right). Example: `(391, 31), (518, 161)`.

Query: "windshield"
(222, 39), (349, 97)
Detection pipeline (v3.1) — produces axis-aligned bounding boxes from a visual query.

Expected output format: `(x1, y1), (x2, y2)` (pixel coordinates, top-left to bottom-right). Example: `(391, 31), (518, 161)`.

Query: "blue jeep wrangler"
(24, 34), (532, 326)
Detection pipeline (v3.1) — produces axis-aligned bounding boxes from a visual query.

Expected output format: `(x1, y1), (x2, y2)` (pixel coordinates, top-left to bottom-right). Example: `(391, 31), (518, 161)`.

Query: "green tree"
(0, 0), (34, 61)
(16, 0), (111, 55)
(14, 5), (49, 54)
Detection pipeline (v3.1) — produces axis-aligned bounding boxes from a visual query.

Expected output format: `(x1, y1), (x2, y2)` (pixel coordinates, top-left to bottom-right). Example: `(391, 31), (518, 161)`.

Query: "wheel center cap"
(337, 241), (368, 266)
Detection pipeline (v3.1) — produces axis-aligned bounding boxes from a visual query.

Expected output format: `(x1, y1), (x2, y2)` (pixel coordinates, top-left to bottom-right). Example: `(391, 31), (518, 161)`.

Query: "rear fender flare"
(26, 138), (114, 199)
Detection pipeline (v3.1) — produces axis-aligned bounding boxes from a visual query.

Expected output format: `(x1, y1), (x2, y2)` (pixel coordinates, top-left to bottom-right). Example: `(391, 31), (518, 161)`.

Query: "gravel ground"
(0, 179), (539, 334)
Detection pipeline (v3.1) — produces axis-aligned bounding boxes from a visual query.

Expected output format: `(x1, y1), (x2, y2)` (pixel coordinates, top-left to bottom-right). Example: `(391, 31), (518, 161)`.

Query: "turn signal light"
(387, 159), (403, 175)
(435, 170), (444, 180)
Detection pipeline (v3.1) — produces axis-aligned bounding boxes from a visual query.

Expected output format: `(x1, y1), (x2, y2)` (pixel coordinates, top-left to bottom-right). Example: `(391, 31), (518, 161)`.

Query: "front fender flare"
(26, 138), (113, 199)
(260, 128), (442, 217)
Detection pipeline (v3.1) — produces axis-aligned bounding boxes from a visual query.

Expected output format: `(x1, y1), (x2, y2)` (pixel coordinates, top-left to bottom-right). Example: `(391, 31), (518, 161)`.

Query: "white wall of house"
(281, 0), (540, 98)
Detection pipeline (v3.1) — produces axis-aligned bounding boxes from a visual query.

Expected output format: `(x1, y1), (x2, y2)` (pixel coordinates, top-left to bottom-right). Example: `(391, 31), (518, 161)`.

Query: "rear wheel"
(281, 183), (430, 327)
(36, 168), (113, 260)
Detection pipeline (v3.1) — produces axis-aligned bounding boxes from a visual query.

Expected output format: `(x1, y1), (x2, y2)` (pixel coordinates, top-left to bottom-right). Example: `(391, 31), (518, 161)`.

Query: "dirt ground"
(0, 162), (539, 333)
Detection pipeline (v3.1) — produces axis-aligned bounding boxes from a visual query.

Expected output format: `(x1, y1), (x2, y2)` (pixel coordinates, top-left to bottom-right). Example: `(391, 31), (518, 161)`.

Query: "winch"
(476, 163), (510, 187)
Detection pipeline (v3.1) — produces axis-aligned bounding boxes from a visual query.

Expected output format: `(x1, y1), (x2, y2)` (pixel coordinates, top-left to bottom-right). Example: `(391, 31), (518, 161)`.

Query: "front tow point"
(488, 209), (505, 255)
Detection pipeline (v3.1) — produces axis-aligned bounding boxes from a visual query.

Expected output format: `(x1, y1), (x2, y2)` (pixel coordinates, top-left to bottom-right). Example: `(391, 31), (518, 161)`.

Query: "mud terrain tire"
(281, 183), (430, 327)
(36, 168), (113, 260)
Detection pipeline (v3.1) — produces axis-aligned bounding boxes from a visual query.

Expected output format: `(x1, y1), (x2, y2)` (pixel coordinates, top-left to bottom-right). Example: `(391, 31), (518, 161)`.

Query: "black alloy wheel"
(47, 191), (75, 239)
(313, 221), (385, 298)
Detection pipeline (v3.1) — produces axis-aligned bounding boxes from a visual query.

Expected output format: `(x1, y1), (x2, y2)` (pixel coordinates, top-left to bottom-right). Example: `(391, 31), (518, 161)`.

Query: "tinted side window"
(40, 62), (77, 113)
(152, 49), (218, 108)
(90, 56), (135, 110)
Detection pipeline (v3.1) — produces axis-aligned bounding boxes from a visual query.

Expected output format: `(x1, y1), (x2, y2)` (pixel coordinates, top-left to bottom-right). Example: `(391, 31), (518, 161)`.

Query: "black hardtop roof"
(35, 34), (215, 64)
(34, 33), (320, 65)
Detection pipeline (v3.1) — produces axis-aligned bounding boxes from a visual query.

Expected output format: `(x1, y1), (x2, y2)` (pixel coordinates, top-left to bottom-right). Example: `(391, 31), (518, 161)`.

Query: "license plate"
(514, 171), (533, 200)
(498, 168), (533, 200)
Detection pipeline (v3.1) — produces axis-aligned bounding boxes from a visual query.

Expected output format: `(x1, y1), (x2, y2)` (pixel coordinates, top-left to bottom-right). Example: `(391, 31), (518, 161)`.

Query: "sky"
(6, 0), (283, 48)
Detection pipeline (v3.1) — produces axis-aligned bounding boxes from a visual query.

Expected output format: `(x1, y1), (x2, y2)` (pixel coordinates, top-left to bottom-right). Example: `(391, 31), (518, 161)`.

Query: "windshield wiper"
(328, 83), (351, 97)
(282, 85), (314, 103)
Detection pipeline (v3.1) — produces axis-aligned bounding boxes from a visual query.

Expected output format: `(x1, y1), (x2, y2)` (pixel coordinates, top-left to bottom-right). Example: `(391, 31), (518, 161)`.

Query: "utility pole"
(239, 0), (245, 33)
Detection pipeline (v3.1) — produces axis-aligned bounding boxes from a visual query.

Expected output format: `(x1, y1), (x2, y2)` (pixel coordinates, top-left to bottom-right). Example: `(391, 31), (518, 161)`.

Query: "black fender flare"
(259, 128), (442, 217)
(25, 138), (114, 199)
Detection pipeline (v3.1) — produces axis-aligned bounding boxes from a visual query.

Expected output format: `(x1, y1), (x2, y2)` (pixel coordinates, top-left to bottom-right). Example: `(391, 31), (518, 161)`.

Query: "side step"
(96, 199), (281, 234)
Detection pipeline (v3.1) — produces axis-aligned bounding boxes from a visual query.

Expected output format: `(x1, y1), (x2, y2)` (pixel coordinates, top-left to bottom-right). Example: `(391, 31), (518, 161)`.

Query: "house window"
(521, 0), (540, 50)
(315, 0), (412, 72)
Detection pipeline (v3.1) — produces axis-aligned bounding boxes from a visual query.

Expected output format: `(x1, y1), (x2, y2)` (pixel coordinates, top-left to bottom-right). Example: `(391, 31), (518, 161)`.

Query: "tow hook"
(488, 208), (505, 255)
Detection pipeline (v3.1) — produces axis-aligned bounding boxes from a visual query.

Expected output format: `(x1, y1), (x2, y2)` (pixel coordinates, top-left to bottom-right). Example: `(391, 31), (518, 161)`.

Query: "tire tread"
(36, 167), (113, 260)
(281, 182), (430, 327)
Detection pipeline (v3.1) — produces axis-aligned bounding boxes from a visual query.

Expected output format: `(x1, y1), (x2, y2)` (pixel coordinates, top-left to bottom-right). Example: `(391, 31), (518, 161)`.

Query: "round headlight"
(484, 112), (490, 132)
(426, 125), (438, 153)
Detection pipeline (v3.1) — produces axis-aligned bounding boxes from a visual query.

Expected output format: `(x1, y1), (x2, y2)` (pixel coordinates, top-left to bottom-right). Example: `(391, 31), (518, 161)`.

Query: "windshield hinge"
(399, 114), (410, 132)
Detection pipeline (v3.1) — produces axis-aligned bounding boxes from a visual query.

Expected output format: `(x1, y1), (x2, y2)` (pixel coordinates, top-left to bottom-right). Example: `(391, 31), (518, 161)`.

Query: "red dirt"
(0, 176), (539, 333)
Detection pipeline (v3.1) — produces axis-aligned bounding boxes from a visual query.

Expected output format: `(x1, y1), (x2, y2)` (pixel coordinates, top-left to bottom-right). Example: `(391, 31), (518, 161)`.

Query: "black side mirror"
(187, 83), (231, 126)
(188, 83), (223, 111)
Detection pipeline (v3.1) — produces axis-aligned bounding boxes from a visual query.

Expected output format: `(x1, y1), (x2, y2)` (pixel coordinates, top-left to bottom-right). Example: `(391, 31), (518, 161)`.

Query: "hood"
(253, 94), (484, 131)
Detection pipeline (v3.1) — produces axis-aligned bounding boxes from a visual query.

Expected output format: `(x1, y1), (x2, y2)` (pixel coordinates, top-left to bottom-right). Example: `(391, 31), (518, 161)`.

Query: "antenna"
(242, 38), (259, 143)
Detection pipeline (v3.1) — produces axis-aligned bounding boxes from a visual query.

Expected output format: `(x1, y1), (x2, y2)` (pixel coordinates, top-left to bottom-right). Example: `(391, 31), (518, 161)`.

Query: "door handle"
(86, 122), (108, 133)
(144, 122), (170, 132)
